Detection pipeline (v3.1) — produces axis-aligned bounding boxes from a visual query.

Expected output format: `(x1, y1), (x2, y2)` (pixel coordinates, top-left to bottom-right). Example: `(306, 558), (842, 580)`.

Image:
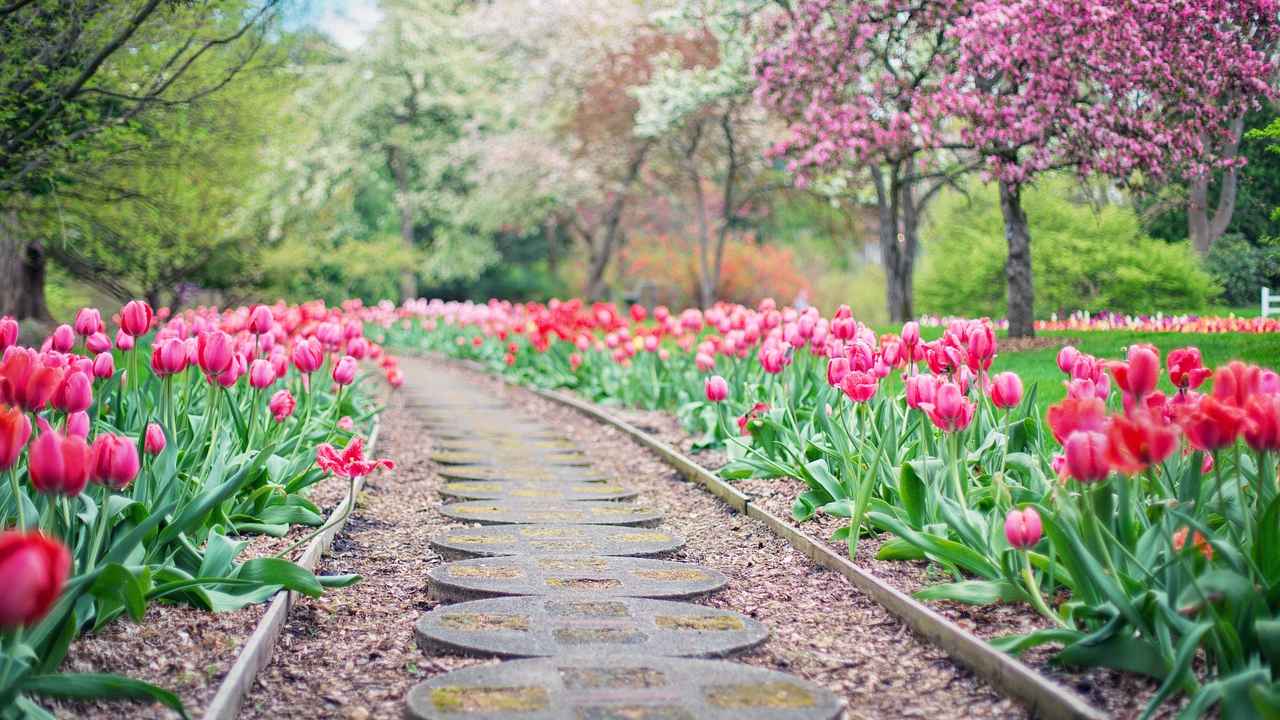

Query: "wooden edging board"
(201, 416), (383, 720)
(520, 383), (1106, 720)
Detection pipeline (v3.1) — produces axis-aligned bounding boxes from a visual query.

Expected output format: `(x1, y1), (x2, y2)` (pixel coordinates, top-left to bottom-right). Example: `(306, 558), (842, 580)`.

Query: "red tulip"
(629, 304), (648, 323)
(990, 372), (1023, 409)
(921, 381), (975, 433)
(1167, 347), (1210, 390)
(89, 434), (140, 490)
(92, 352), (114, 380)
(0, 531), (71, 629)
(1110, 345), (1159, 401)
(0, 316), (18, 351)
(269, 390), (296, 422)
(704, 375), (728, 403)
(0, 404), (32, 470)
(1243, 395), (1280, 453)
(1212, 361), (1263, 407)
(197, 331), (234, 377)
(346, 337), (370, 360)
(74, 307), (103, 337)
(144, 423), (166, 455)
(52, 371), (92, 414)
(315, 436), (393, 479)
(28, 418), (89, 496)
(1046, 397), (1107, 444)
(1004, 507), (1042, 550)
(1181, 396), (1244, 452)
(248, 304), (275, 335)
(1105, 410), (1178, 475)
(119, 300), (153, 337)
(331, 355), (358, 386)
(1064, 431), (1109, 483)
(150, 337), (188, 376)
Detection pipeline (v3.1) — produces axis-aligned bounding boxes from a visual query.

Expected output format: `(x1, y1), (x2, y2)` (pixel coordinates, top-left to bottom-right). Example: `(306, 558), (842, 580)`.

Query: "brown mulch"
(584, 394), (1180, 719)
(1000, 336), (1069, 353)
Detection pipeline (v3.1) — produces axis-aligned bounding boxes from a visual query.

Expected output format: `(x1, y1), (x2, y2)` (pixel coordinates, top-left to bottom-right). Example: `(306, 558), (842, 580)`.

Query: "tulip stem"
(1020, 552), (1069, 629)
(8, 467), (25, 530)
(276, 472), (356, 561)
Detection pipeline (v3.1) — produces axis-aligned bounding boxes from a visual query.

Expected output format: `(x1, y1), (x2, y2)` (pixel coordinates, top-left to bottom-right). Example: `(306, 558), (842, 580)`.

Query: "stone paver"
(406, 373), (846, 719)
(440, 480), (637, 503)
(426, 555), (727, 602)
(415, 595), (767, 658)
(439, 499), (662, 526)
(405, 655), (843, 720)
(430, 524), (685, 560)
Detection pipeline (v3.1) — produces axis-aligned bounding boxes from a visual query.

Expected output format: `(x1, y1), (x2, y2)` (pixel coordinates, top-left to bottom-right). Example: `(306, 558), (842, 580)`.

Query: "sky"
(291, 0), (382, 50)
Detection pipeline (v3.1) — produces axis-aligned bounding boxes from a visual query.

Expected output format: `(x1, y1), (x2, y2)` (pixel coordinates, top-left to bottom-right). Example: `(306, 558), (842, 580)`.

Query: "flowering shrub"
(384, 296), (1280, 716)
(0, 299), (397, 715)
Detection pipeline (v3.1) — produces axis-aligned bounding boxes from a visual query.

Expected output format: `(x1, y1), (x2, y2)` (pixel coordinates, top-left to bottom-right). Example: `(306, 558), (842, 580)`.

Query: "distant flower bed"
(916, 310), (1280, 334)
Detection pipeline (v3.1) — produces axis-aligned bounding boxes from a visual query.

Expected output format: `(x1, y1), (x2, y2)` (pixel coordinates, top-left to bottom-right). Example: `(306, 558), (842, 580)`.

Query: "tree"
(0, 0), (282, 319)
(754, 0), (972, 323)
(944, 0), (1278, 335)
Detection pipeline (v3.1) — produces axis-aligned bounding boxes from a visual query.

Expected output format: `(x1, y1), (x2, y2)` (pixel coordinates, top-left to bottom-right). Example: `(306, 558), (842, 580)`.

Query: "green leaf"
(21, 673), (189, 720)
(915, 580), (1025, 605)
(318, 573), (361, 588)
(89, 564), (147, 624)
(234, 557), (324, 598)
(876, 537), (925, 561)
(898, 460), (930, 529)
(1056, 633), (1169, 679)
(990, 627), (1082, 655)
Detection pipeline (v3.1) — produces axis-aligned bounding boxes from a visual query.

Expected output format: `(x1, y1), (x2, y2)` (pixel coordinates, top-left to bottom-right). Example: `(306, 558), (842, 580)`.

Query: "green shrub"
(1204, 233), (1280, 306)
(917, 177), (1218, 317)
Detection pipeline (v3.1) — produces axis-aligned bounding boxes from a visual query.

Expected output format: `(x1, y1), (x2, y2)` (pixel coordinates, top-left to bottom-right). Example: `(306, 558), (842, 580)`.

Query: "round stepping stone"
(430, 524), (684, 560)
(440, 480), (635, 503)
(430, 428), (568, 443)
(405, 655), (844, 720)
(438, 465), (607, 483)
(433, 438), (581, 453)
(440, 500), (661, 527)
(416, 596), (766, 658)
(431, 449), (590, 467)
(426, 555), (725, 601)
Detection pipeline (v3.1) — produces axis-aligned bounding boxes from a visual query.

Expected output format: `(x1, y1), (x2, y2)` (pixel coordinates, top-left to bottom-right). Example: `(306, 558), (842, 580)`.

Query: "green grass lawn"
(994, 330), (1279, 406)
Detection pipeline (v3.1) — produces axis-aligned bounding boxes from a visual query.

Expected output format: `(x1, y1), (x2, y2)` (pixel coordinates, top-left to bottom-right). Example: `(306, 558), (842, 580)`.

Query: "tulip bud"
(901, 321), (920, 349)
(0, 316), (18, 351)
(290, 339), (323, 375)
(249, 359), (276, 389)
(346, 336), (370, 360)
(90, 434), (140, 491)
(52, 371), (92, 414)
(92, 352), (114, 380)
(337, 416), (355, 431)
(331, 355), (358, 386)
(704, 375), (728, 403)
(1056, 346), (1080, 375)
(50, 325), (75, 353)
(145, 423), (166, 455)
(84, 332), (111, 355)
(119, 300), (154, 337)
(28, 418), (90, 496)
(1064, 431), (1109, 483)
(905, 374), (938, 409)
(74, 308), (103, 337)
(248, 304), (275, 335)
(197, 331), (234, 377)
(114, 329), (134, 351)
(990, 372), (1024, 409)
(150, 338), (188, 376)
(1004, 507), (1042, 550)
(66, 411), (90, 439)
(0, 531), (71, 630)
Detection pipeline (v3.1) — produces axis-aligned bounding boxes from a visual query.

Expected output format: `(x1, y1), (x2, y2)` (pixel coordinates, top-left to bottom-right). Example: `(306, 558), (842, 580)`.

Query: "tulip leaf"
(234, 557), (324, 598)
(876, 537), (925, 561)
(1056, 633), (1168, 679)
(915, 580), (1025, 605)
(989, 627), (1082, 656)
(21, 673), (189, 720)
(89, 563), (147, 626)
(898, 460), (929, 529)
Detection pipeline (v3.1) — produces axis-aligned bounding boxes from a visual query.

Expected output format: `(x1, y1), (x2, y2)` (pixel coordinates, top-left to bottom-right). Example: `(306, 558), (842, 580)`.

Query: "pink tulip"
(89, 434), (140, 491)
(291, 339), (323, 375)
(248, 305), (275, 335)
(1056, 346), (1080, 375)
(839, 370), (877, 402)
(904, 374), (938, 409)
(65, 411), (90, 439)
(92, 352), (114, 380)
(114, 329), (134, 351)
(50, 325), (74, 353)
(1064, 431), (1109, 483)
(704, 375), (728, 403)
(337, 416), (355, 431)
(990, 372), (1023, 409)
(0, 531), (71, 630)
(249, 359), (276, 389)
(119, 300), (153, 337)
(331, 355), (358, 386)
(52, 371), (92, 414)
(826, 357), (850, 387)
(901, 321), (920, 350)
(215, 353), (247, 389)
(74, 308), (103, 337)
(197, 331), (234, 377)
(695, 352), (715, 372)
(0, 404), (31, 470)
(144, 423), (166, 455)
(346, 337), (370, 360)
(28, 419), (90, 496)
(1004, 507), (1042, 550)
(150, 338), (188, 376)
(84, 332), (110, 354)
(269, 390), (296, 422)
(0, 317), (18, 351)
(921, 381), (975, 433)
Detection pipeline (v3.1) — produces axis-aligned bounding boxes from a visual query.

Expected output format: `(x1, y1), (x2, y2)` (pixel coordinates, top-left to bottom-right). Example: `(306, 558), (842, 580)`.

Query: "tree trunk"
(387, 144), (417, 302)
(1187, 115), (1244, 256)
(999, 180), (1035, 338)
(582, 141), (652, 302)
(871, 165), (914, 323)
(544, 215), (558, 275)
(0, 209), (51, 322)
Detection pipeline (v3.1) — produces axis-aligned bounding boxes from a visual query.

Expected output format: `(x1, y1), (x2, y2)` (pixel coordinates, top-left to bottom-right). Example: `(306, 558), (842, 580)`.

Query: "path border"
(201, 416), (383, 720)
(437, 356), (1103, 720)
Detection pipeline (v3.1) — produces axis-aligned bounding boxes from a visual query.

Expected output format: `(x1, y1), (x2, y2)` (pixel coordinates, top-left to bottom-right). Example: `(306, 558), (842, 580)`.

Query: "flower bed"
(382, 297), (1280, 718)
(1, 299), (396, 717)
(917, 311), (1280, 335)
